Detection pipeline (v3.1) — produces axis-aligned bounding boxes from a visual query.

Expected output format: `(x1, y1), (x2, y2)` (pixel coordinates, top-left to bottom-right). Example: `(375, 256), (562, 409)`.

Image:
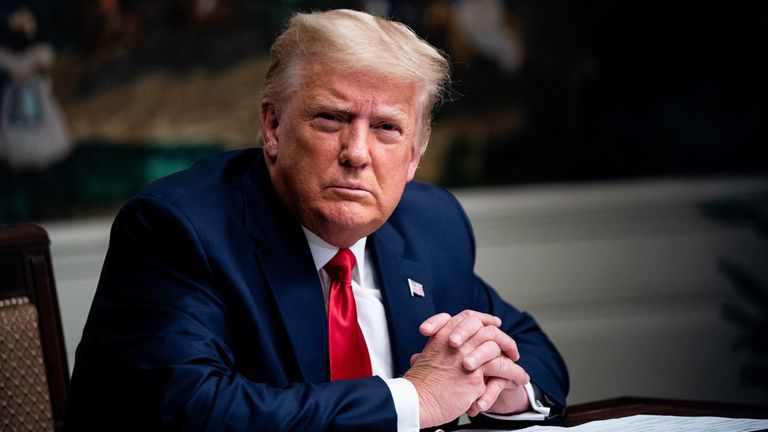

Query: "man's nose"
(339, 121), (372, 167)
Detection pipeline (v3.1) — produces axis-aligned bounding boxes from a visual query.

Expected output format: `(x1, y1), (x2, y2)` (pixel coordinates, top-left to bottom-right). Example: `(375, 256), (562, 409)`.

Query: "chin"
(320, 206), (385, 239)
(330, 213), (381, 233)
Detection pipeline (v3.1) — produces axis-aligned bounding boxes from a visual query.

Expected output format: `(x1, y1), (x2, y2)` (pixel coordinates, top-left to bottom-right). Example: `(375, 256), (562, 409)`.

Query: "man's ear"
(261, 102), (280, 158)
(406, 148), (422, 182)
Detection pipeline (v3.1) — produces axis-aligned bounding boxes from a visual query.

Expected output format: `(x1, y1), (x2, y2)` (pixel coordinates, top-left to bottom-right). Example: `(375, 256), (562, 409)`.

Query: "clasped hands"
(403, 310), (531, 428)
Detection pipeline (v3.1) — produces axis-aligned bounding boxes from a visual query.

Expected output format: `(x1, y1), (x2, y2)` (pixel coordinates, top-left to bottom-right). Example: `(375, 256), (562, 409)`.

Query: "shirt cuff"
(383, 377), (420, 432)
(480, 382), (551, 421)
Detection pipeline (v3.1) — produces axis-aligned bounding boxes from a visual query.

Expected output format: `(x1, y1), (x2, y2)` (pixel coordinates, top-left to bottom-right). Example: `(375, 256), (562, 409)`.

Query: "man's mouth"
(327, 183), (372, 198)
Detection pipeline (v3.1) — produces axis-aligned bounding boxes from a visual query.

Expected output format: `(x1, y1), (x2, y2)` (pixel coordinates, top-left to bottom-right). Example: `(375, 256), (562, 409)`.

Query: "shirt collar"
(301, 226), (367, 283)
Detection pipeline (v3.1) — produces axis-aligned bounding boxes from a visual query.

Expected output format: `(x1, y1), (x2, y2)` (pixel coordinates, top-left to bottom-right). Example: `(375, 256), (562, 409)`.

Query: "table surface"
(562, 396), (768, 426)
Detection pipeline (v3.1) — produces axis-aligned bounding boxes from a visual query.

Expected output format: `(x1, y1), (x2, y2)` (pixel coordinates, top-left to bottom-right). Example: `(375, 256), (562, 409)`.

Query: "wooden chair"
(0, 224), (69, 431)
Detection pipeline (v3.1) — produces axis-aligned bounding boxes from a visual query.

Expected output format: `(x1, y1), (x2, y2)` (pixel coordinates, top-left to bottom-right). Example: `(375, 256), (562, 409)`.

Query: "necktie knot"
(325, 248), (356, 284)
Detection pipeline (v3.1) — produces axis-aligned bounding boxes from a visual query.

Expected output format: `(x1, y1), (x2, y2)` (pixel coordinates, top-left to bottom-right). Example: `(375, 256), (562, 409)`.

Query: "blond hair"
(261, 9), (450, 155)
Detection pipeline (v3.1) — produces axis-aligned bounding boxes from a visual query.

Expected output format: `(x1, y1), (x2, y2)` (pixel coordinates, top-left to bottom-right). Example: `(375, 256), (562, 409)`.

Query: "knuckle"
(479, 325), (498, 340)
(469, 371), (485, 390)
(492, 358), (507, 376)
(466, 315), (483, 330)
(483, 330), (498, 344)
(494, 357), (508, 373)
(485, 340), (501, 357)
(447, 311), (468, 328)
(434, 324), (453, 340)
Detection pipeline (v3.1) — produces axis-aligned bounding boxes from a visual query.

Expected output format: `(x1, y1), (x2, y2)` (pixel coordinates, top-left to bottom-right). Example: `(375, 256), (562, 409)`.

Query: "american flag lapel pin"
(408, 278), (425, 297)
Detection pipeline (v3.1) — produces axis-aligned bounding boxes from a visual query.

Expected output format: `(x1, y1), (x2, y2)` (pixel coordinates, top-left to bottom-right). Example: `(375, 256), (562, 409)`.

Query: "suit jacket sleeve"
(66, 193), (398, 432)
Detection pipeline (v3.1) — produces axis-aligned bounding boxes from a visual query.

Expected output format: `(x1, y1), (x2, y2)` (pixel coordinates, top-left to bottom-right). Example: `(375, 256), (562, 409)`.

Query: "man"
(67, 9), (568, 431)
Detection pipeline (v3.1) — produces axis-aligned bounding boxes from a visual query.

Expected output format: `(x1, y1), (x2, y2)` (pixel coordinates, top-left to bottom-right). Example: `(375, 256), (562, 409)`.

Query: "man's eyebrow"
(304, 98), (353, 114)
(373, 107), (409, 124)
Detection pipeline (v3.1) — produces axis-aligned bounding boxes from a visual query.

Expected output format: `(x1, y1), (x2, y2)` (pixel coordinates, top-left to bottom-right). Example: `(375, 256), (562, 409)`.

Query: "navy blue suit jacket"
(67, 149), (568, 431)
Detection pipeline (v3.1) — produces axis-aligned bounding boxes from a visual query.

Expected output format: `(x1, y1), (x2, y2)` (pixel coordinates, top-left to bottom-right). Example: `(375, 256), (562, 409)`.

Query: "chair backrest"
(0, 224), (69, 432)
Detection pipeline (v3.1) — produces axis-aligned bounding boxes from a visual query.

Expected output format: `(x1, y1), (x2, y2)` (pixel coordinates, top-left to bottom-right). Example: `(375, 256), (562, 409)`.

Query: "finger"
(482, 356), (530, 385)
(447, 310), (501, 333)
(468, 378), (507, 416)
(419, 312), (451, 336)
(463, 340), (501, 371)
(486, 385), (532, 415)
(443, 310), (502, 347)
(447, 315), (484, 348)
(465, 325), (520, 361)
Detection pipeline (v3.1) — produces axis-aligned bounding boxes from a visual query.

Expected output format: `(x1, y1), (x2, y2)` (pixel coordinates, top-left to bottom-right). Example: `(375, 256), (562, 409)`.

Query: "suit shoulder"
(399, 181), (464, 214)
(393, 181), (472, 232)
(384, 182), (477, 270)
(137, 148), (259, 205)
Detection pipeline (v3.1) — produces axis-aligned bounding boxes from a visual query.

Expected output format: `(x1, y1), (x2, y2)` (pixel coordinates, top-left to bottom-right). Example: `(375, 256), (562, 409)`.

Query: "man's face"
(262, 62), (423, 247)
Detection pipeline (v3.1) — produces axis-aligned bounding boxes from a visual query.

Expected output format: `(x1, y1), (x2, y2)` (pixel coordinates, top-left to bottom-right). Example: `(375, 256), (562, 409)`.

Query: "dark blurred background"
(1, 0), (767, 222)
(3, 0), (767, 405)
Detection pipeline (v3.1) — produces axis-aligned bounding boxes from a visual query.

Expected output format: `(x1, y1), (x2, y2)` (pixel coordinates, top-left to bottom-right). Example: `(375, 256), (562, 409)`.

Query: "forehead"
(294, 62), (421, 118)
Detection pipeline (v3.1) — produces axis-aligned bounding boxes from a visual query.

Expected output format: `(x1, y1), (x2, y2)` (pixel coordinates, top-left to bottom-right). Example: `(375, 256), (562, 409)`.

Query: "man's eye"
(377, 123), (399, 133)
(312, 113), (344, 131)
(317, 113), (340, 122)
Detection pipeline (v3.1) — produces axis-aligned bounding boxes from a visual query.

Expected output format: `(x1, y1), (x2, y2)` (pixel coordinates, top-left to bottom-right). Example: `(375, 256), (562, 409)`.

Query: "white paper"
(456, 414), (768, 432)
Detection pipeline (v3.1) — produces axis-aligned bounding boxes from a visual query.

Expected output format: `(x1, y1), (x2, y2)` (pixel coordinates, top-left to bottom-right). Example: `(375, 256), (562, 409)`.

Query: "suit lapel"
(370, 223), (436, 376)
(240, 154), (330, 383)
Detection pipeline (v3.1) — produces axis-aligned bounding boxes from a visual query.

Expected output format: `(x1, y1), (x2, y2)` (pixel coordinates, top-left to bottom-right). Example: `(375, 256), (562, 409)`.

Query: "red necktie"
(325, 248), (372, 381)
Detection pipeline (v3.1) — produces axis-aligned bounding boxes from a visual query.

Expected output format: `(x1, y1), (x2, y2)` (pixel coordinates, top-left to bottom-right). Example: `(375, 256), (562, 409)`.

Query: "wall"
(45, 175), (768, 405)
(456, 176), (768, 404)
